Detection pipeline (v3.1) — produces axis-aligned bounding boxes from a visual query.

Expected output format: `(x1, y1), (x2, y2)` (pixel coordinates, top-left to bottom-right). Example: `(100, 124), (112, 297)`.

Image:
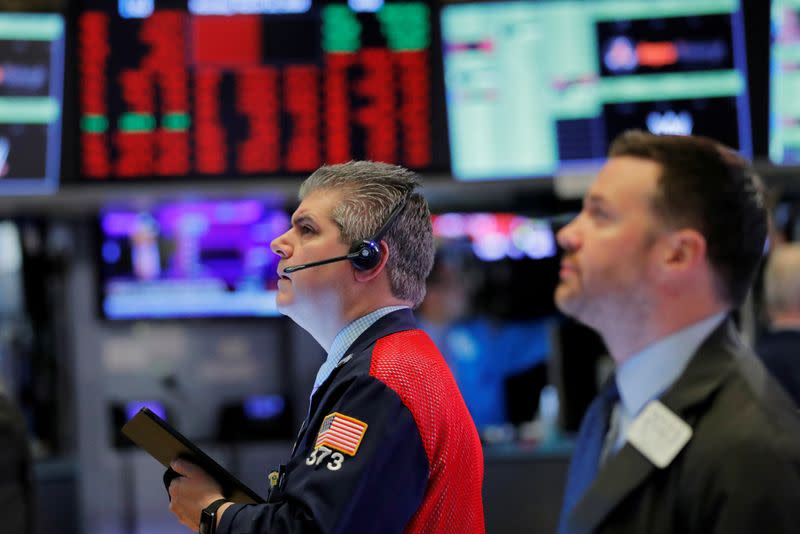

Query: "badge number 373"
(306, 446), (344, 471)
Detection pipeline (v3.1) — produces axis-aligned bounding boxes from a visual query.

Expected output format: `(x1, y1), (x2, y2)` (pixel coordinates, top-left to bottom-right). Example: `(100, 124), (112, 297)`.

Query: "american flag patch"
(314, 412), (368, 456)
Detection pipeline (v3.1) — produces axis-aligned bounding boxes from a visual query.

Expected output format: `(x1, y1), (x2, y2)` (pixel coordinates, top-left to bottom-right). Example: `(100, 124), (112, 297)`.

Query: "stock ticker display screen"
(0, 13), (65, 193)
(441, 0), (751, 181)
(770, 0), (800, 165)
(77, 0), (442, 180)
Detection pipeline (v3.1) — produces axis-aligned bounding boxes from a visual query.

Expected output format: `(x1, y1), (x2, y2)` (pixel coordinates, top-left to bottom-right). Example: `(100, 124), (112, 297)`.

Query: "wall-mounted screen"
(98, 199), (289, 319)
(441, 0), (751, 180)
(770, 0), (800, 164)
(77, 0), (442, 180)
(429, 211), (560, 319)
(0, 13), (65, 193)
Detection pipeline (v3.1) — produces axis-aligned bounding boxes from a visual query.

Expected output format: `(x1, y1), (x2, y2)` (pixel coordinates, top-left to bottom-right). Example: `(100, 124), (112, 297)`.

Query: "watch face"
(199, 511), (214, 534)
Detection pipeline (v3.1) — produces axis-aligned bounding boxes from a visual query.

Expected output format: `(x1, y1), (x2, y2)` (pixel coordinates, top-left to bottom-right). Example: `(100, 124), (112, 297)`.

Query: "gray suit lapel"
(567, 319), (740, 533)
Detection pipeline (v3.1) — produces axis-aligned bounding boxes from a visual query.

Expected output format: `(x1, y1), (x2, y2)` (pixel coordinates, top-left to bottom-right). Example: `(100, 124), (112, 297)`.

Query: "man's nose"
(270, 230), (292, 259)
(556, 218), (580, 253)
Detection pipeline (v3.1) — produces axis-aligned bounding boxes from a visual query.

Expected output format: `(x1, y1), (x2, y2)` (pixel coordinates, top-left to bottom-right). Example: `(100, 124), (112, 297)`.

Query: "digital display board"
(0, 13), (65, 193)
(441, 0), (751, 180)
(770, 0), (800, 164)
(78, 0), (439, 180)
(98, 199), (289, 319)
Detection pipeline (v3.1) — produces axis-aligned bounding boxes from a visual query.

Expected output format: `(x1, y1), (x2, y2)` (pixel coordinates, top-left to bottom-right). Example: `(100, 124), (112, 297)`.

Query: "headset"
(282, 196), (409, 274)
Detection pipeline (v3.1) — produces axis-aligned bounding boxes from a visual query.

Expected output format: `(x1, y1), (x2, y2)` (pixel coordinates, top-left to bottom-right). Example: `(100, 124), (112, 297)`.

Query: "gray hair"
(299, 161), (435, 307)
(764, 243), (800, 314)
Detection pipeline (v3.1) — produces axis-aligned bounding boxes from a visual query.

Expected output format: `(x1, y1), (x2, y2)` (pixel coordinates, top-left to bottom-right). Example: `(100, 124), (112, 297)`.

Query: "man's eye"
(300, 225), (314, 235)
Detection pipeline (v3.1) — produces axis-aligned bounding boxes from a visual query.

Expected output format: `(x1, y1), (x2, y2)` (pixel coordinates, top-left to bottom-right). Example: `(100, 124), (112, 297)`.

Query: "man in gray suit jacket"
(0, 390), (32, 534)
(554, 131), (800, 533)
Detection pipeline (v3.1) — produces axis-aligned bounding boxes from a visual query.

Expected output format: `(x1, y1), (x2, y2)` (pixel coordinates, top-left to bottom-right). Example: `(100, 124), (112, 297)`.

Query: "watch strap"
(200, 498), (228, 534)
(203, 498), (229, 515)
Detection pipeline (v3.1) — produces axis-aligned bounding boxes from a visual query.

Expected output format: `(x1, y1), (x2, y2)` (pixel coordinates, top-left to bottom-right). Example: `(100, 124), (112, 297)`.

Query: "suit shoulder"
(689, 362), (800, 466)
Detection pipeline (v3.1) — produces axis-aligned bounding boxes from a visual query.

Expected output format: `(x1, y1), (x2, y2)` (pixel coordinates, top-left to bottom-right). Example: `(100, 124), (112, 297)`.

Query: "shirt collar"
(616, 312), (727, 417)
(314, 306), (409, 391)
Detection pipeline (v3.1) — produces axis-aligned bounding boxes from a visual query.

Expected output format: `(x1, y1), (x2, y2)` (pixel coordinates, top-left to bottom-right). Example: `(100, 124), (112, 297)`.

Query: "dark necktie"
(557, 379), (620, 533)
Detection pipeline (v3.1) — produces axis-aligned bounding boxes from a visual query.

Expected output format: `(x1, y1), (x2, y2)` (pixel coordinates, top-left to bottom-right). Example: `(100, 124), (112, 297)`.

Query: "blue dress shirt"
(606, 312), (727, 456)
(311, 306), (409, 397)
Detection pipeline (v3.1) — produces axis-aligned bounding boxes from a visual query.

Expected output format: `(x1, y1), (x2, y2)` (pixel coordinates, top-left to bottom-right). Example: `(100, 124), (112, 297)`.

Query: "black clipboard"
(121, 407), (266, 504)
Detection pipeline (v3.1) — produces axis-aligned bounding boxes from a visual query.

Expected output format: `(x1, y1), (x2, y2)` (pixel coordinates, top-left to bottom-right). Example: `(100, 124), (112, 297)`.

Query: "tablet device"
(121, 407), (266, 504)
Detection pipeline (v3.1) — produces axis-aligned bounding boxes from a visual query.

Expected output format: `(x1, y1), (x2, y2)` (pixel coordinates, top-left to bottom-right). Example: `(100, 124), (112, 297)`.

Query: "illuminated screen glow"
(0, 13), (65, 193)
(125, 400), (167, 421)
(770, 0), (800, 164)
(441, 0), (751, 180)
(78, 0), (438, 179)
(432, 212), (556, 262)
(99, 200), (289, 319)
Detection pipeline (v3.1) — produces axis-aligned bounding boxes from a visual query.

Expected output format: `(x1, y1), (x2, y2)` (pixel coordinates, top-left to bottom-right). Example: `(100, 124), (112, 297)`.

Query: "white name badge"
(626, 400), (693, 468)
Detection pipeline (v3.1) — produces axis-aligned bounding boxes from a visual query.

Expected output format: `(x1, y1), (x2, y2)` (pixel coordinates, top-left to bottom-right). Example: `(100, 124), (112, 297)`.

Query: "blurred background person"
(418, 233), (555, 433)
(758, 242), (800, 405)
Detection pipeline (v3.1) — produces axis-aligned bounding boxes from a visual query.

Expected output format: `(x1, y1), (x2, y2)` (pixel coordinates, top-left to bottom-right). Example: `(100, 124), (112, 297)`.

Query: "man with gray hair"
(167, 161), (485, 533)
(757, 242), (800, 406)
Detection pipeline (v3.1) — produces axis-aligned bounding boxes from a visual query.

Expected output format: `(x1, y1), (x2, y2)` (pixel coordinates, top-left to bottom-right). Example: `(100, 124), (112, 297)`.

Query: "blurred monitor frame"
(441, 0), (752, 181)
(216, 393), (295, 442)
(0, 12), (65, 194)
(97, 198), (290, 321)
(769, 0), (800, 165)
(431, 211), (560, 320)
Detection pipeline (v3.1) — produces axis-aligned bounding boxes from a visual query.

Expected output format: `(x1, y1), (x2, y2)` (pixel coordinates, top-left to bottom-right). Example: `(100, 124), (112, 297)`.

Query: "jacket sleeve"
(218, 374), (430, 534)
(693, 435), (800, 533)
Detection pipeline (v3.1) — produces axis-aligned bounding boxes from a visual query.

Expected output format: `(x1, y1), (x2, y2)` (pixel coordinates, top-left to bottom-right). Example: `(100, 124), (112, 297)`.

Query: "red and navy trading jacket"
(217, 308), (485, 533)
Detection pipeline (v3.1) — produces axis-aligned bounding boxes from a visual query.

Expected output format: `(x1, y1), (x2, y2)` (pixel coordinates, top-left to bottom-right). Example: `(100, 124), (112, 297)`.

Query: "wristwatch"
(199, 498), (228, 534)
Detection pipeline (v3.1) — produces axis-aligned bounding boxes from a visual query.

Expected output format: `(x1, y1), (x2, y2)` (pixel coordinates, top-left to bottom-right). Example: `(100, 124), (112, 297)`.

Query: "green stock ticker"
(322, 3), (430, 53)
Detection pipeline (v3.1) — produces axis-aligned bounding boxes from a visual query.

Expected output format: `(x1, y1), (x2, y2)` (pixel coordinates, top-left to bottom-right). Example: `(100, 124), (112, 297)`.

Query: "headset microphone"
(282, 196), (409, 275)
(282, 250), (365, 274)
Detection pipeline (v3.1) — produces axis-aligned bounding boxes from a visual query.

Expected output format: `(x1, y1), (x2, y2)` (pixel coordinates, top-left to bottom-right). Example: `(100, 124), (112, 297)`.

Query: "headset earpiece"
(350, 240), (382, 271)
(348, 196), (409, 271)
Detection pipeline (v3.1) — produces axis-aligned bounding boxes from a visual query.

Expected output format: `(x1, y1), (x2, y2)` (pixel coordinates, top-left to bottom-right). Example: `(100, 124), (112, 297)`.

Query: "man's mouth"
(560, 259), (578, 276)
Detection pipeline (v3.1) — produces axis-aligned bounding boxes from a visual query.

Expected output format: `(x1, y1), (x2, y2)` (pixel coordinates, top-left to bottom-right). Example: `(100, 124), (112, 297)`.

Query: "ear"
(353, 240), (390, 283)
(660, 228), (707, 273)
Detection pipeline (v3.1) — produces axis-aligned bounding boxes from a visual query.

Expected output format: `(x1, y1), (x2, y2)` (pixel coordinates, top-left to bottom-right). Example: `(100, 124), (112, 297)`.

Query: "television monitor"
(441, 0), (751, 180)
(216, 394), (294, 442)
(98, 199), (289, 319)
(0, 12), (65, 193)
(76, 0), (445, 180)
(770, 0), (800, 164)
(431, 212), (559, 319)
